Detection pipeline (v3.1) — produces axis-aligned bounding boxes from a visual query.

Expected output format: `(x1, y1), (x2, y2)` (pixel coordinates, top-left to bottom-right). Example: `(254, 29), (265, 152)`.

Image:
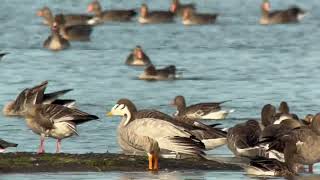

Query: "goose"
(87, 0), (136, 25)
(182, 8), (218, 25)
(260, 0), (306, 25)
(3, 81), (75, 117)
(139, 4), (174, 24)
(37, 6), (93, 26)
(273, 102), (300, 125)
(260, 113), (320, 174)
(171, 95), (233, 120)
(260, 104), (276, 127)
(0, 139), (18, 153)
(43, 21), (70, 51)
(125, 46), (152, 66)
(21, 104), (98, 153)
(0, 53), (8, 60)
(169, 0), (196, 17)
(107, 98), (206, 170)
(139, 65), (177, 81)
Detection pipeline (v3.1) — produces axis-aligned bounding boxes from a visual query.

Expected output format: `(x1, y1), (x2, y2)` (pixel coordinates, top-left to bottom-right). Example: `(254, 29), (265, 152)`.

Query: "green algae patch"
(0, 152), (241, 173)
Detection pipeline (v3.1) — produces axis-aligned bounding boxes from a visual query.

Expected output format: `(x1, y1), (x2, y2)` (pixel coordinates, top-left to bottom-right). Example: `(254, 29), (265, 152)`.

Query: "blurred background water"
(0, 0), (320, 179)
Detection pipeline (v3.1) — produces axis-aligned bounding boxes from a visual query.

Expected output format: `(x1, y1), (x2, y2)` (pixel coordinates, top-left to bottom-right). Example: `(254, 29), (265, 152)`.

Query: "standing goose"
(37, 6), (93, 26)
(87, 0), (136, 25)
(260, 113), (320, 174)
(0, 139), (18, 152)
(139, 4), (174, 24)
(260, 0), (306, 25)
(170, 0), (195, 17)
(182, 8), (218, 25)
(107, 98), (205, 170)
(110, 99), (227, 150)
(139, 64), (177, 81)
(125, 46), (152, 66)
(171, 95), (232, 120)
(54, 14), (93, 42)
(43, 21), (70, 51)
(21, 104), (98, 153)
(3, 81), (75, 117)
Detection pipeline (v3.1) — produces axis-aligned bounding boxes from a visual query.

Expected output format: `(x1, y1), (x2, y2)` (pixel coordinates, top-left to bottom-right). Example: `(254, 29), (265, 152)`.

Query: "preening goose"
(107, 98), (206, 171)
(3, 81), (75, 117)
(21, 104), (98, 153)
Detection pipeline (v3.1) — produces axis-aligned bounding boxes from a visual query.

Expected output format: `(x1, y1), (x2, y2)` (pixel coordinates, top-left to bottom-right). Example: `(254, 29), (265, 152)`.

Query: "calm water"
(1, 0), (320, 179)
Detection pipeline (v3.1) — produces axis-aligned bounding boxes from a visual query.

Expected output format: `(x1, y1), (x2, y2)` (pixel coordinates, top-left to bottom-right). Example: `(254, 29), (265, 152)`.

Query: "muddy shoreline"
(0, 152), (242, 173)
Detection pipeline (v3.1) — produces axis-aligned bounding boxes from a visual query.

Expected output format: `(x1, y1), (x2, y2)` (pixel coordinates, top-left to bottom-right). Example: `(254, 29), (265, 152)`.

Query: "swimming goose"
(260, 113), (320, 174)
(139, 64), (177, 81)
(139, 4), (174, 24)
(37, 6), (93, 26)
(0, 139), (18, 152)
(107, 99), (206, 170)
(21, 104), (98, 153)
(125, 46), (152, 66)
(182, 8), (218, 25)
(54, 14), (93, 42)
(87, 0), (136, 25)
(171, 95), (232, 120)
(170, 0), (195, 17)
(260, 0), (306, 25)
(3, 81), (75, 117)
(43, 21), (70, 51)
(0, 53), (8, 60)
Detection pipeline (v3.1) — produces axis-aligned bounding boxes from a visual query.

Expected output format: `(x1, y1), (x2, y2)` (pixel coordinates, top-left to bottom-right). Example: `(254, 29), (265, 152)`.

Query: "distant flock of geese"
(37, 0), (306, 51)
(2, 80), (320, 177)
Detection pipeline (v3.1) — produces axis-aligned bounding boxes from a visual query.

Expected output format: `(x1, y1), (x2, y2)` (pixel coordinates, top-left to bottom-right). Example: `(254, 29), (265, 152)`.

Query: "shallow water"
(1, 0), (320, 179)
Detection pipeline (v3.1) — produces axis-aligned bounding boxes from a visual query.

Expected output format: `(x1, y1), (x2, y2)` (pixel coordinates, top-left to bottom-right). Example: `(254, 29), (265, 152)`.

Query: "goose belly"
(49, 122), (76, 139)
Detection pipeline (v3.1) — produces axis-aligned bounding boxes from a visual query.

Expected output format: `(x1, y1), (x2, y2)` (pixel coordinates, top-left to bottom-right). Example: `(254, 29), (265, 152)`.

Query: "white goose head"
(107, 99), (138, 126)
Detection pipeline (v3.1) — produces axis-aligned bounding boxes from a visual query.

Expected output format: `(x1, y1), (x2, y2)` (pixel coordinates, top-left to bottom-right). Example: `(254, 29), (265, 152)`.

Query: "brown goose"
(170, 0), (195, 17)
(3, 81), (75, 117)
(171, 95), (232, 120)
(274, 102), (300, 125)
(125, 46), (151, 66)
(107, 98), (205, 171)
(0, 139), (18, 153)
(43, 21), (70, 51)
(261, 104), (276, 127)
(139, 4), (174, 24)
(87, 0), (136, 25)
(260, 0), (306, 25)
(182, 8), (218, 25)
(54, 14), (93, 41)
(139, 64), (177, 81)
(22, 104), (98, 153)
(260, 113), (320, 174)
(37, 6), (92, 26)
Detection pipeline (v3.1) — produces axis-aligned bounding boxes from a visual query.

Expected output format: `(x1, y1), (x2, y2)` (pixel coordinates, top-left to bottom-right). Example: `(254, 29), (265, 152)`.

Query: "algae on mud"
(0, 152), (242, 173)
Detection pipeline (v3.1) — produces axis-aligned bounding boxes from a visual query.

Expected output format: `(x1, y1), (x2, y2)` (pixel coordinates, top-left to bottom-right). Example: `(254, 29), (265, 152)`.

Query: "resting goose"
(139, 4), (174, 24)
(43, 21), (70, 51)
(0, 139), (18, 152)
(125, 46), (152, 66)
(182, 8), (218, 25)
(261, 104), (276, 127)
(3, 81), (75, 117)
(37, 6), (93, 26)
(273, 102), (300, 125)
(171, 95), (232, 120)
(170, 0), (195, 17)
(139, 64), (177, 81)
(107, 98), (206, 170)
(260, 0), (306, 25)
(260, 113), (320, 174)
(21, 104), (98, 153)
(87, 0), (136, 25)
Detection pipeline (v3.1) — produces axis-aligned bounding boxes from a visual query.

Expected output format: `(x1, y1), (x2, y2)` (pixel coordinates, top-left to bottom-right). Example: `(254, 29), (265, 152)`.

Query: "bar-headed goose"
(107, 98), (205, 171)
(3, 81), (75, 117)
(21, 104), (98, 153)
(171, 95), (233, 120)
(125, 46), (152, 66)
(260, 0), (306, 25)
